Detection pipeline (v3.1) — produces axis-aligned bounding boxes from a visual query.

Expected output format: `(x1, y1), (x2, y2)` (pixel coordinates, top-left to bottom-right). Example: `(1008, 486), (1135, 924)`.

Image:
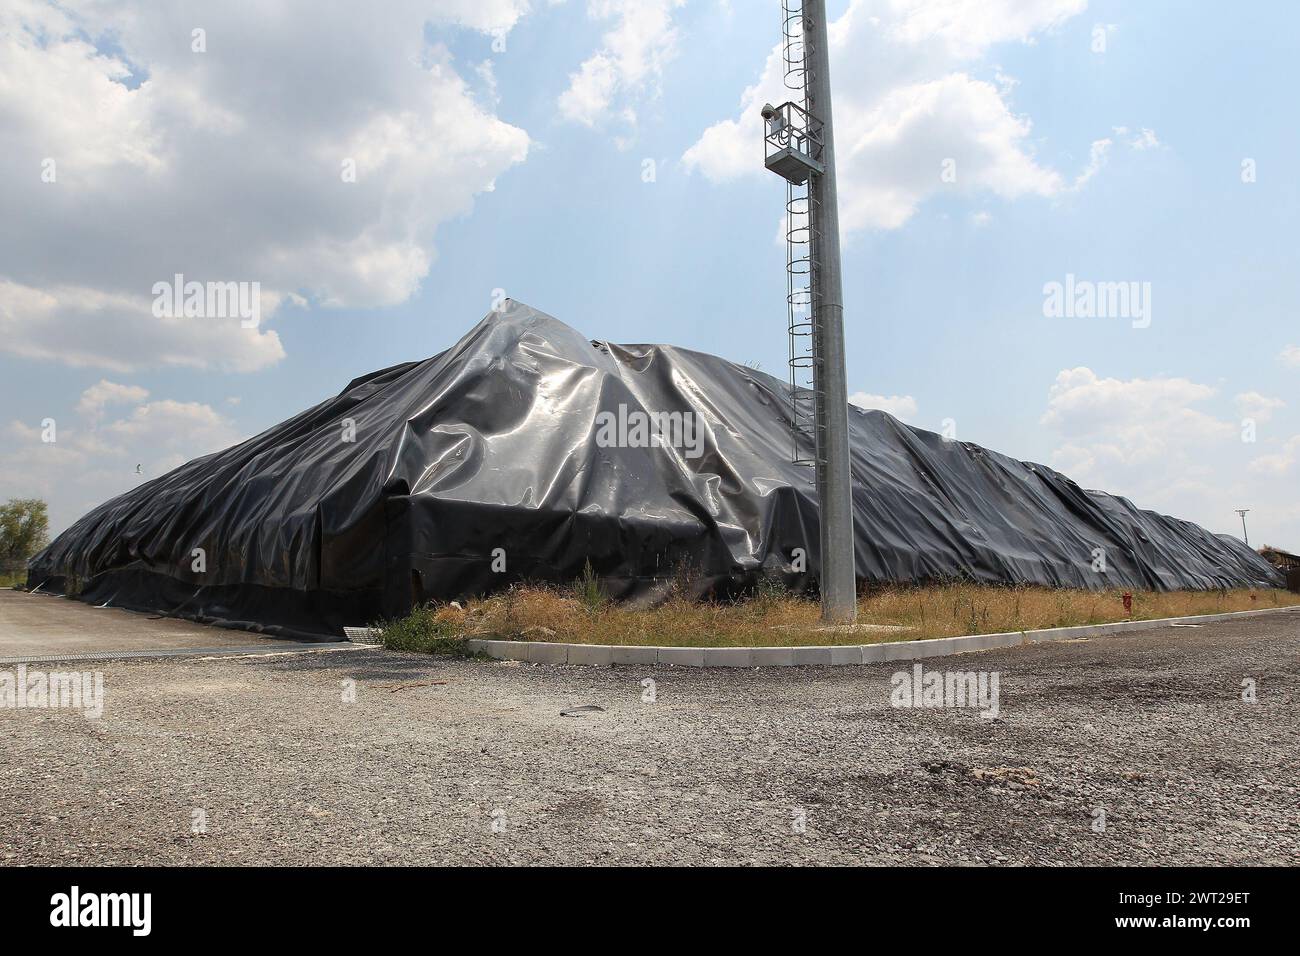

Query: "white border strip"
(464, 605), (1299, 667)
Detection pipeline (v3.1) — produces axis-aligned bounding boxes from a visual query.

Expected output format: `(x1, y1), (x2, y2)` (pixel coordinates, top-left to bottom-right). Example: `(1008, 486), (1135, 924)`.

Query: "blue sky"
(2, 0), (1297, 549)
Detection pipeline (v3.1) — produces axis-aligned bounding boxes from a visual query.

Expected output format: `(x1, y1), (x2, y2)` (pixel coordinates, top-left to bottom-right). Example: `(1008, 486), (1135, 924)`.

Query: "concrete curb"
(464, 605), (1299, 668)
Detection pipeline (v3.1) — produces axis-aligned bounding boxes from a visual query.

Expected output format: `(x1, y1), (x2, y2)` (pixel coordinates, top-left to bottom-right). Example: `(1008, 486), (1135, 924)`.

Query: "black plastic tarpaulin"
(28, 301), (1284, 639)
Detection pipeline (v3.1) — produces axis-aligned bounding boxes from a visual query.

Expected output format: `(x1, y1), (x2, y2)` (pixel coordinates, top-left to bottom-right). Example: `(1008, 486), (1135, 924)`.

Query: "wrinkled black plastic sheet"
(29, 301), (1283, 638)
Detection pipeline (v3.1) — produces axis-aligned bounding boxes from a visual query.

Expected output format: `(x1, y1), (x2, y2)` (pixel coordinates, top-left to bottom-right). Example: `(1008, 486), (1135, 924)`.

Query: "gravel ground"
(2, 609), (1298, 866)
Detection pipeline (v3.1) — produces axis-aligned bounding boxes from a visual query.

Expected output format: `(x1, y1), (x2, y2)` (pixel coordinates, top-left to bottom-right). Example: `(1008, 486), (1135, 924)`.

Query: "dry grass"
(392, 582), (1300, 649)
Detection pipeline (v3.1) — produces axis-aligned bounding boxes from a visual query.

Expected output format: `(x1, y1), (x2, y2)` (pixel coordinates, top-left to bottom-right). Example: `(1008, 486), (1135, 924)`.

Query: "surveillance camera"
(760, 103), (776, 120)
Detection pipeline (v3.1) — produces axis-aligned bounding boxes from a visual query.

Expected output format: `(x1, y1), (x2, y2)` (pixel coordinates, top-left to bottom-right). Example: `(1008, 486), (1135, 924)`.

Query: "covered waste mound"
(28, 301), (1283, 639)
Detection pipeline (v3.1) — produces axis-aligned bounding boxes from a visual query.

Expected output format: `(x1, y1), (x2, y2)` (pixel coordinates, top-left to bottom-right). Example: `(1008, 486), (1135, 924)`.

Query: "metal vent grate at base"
(344, 626), (384, 645)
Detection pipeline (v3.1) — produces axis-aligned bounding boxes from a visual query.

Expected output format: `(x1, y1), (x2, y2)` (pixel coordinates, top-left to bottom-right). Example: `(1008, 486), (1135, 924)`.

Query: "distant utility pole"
(1236, 509), (1251, 547)
(762, 0), (856, 623)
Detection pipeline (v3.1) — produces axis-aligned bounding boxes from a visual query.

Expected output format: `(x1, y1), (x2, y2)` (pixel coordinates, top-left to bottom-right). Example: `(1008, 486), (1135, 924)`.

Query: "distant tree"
(0, 498), (49, 571)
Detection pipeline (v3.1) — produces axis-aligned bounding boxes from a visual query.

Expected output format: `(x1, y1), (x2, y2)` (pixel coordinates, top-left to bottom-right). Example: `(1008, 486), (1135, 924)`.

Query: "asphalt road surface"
(0, 588), (323, 658)
(2, 590), (1297, 865)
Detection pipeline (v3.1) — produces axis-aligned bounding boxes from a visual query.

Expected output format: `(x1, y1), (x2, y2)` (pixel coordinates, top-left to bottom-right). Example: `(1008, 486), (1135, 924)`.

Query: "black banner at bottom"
(0, 865), (1276, 941)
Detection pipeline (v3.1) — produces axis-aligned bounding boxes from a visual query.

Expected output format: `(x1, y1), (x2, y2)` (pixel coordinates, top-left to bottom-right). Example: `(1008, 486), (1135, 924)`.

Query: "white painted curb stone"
(463, 605), (1298, 668)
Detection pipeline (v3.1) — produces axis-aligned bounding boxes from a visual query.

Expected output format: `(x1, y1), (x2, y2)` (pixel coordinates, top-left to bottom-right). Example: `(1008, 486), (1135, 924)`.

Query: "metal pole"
(804, 0), (856, 623)
(1236, 509), (1250, 547)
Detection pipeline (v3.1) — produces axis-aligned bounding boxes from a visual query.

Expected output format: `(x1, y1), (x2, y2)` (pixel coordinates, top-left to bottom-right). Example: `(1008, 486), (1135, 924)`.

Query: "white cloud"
(1109, 125), (1163, 156)
(1040, 367), (1232, 517)
(1071, 138), (1112, 190)
(1129, 127), (1160, 150)
(0, 280), (286, 373)
(1040, 367), (1300, 548)
(0, 1), (532, 372)
(683, 0), (1097, 232)
(1, 389), (243, 534)
(423, 0), (535, 33)
(1042, 367), (1226, 433)
(74, 380), (150, 423)
(1250, 435), (1300, 477)
(849, 391), (918, 422)
(1280, 344), (1300, 367)
(100, 399), (238, 450)
(475, 59), (501, 107)
(1236, 391), (1285, 424)
(558, 0), (684, 131)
